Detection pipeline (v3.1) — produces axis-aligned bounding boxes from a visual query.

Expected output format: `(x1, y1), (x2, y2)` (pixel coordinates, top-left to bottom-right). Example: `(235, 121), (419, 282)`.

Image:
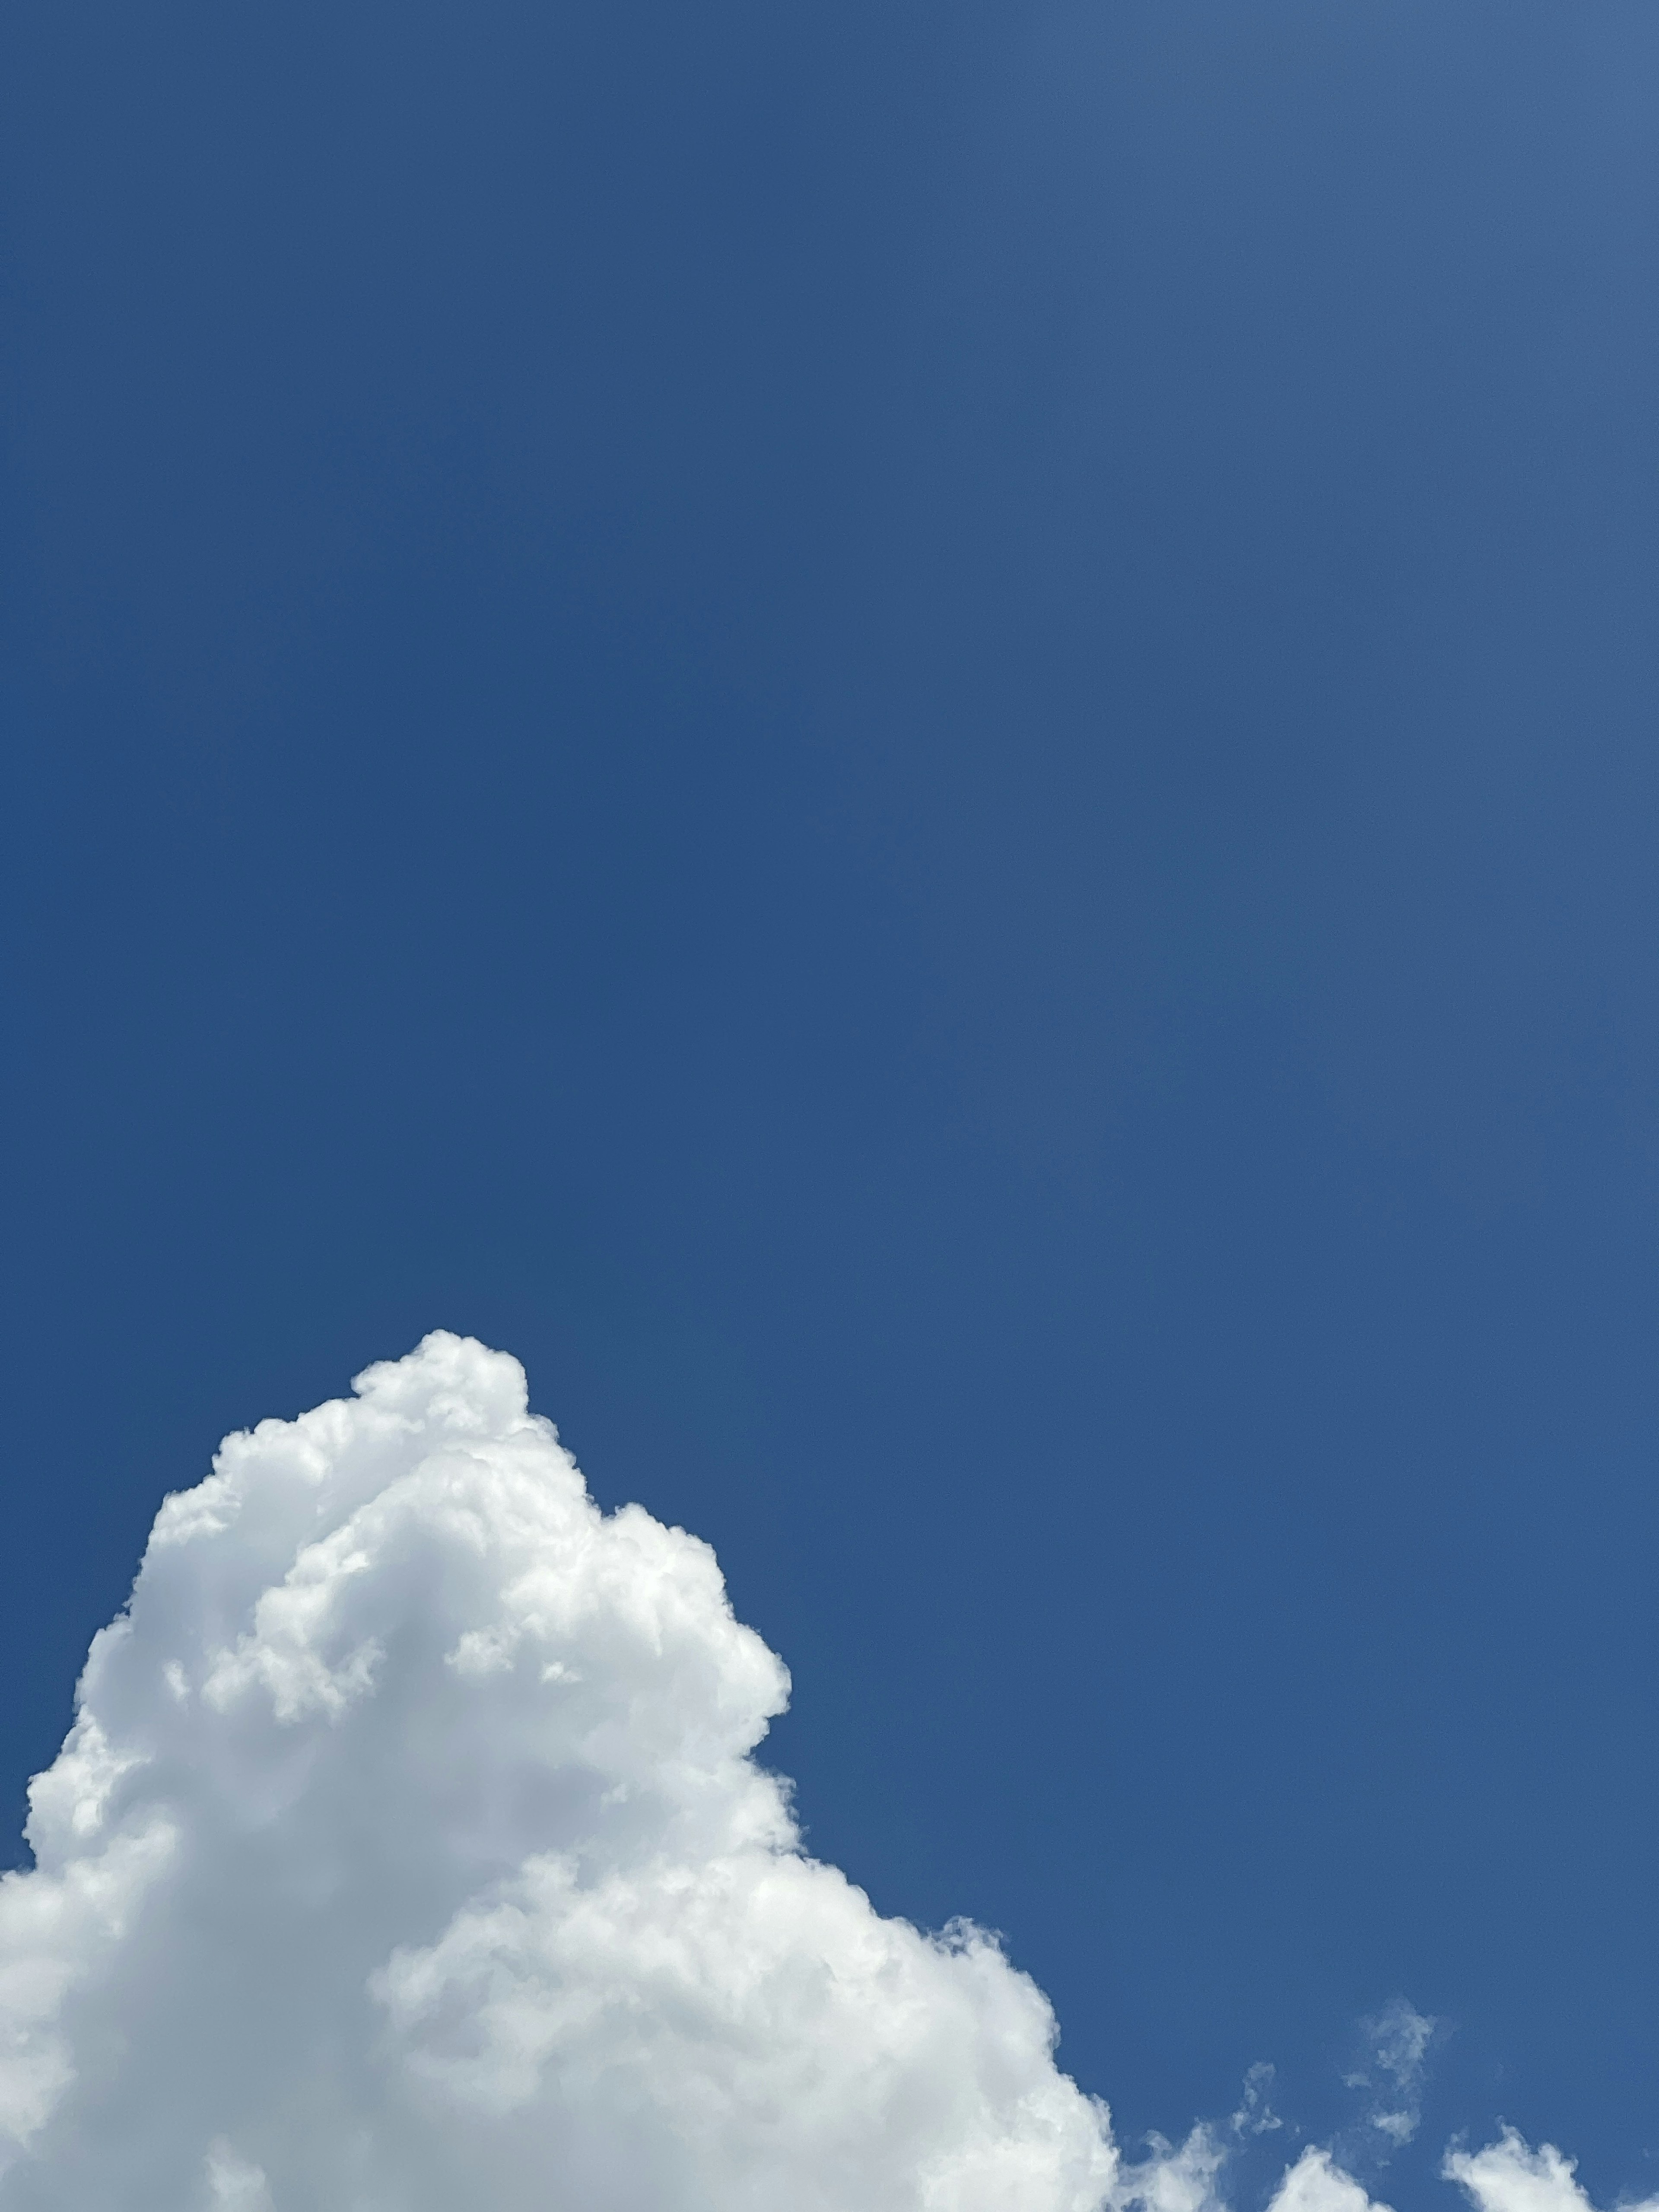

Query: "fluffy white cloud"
(1446, 2133), (1659, 2212)
(0, 1334), (1624, 2212)
(0, 1334), (1132, 2209)
(1271, 2149), (1394, 2212)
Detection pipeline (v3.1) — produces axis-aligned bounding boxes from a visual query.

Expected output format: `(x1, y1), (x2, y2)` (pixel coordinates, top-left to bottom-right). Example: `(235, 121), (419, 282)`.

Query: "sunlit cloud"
(0, 1338), (1626, 2212)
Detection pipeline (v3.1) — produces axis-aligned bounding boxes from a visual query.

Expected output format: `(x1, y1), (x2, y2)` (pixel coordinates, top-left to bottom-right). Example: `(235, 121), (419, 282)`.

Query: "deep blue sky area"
(4, 2), (1659, 2202)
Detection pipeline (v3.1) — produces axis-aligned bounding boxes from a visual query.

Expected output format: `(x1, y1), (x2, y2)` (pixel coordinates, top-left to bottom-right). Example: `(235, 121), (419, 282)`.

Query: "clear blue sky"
(4, 3), (1658, 2204)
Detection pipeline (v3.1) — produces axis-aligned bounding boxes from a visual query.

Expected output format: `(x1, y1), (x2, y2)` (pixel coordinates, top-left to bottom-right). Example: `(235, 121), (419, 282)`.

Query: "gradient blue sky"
(5, 3), (1659, 2203)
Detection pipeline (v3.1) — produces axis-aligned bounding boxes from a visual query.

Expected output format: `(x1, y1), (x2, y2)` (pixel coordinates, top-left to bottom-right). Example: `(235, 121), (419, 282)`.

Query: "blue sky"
(4, 2), (1659, 2205)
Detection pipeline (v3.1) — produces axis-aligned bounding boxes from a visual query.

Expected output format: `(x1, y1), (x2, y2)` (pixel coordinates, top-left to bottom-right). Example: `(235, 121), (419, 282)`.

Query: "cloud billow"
(0, 1336), (1636, 2212)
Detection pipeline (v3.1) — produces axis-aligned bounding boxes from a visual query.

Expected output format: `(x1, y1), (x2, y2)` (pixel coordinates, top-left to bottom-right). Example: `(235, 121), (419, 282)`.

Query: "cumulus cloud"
(1272, 2150), (1395, 2212)
(1446, 2134), (1659, 2212)
(0, 1335), (1150, 2209)
(0, 1335), (1622, 2212)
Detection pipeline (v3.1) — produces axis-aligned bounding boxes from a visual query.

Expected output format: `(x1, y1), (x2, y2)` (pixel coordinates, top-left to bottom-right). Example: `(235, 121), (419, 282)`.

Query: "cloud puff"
(1272, 2150), (1396, 2212)
(1446, 2133), (1659, 2212)
(0, 1334), (1624, 2212)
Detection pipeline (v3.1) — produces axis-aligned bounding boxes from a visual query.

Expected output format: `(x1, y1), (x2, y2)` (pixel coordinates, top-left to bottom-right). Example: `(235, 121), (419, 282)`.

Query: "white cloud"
(1446, 2132), (1659, 2212)
(0, 1334), (1627, 2212)
(1270, 2149), (1394, 2212)
(1120, 2126), (1227, 2212)
(1341, 1998), (1437, 2153)
(0, 1333), (1135, 2209)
